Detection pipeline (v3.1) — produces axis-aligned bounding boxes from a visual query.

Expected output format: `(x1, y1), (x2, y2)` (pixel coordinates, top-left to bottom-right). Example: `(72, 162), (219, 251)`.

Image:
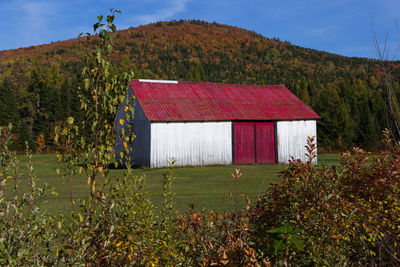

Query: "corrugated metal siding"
(256, 122), (275, 164)
(150, 122), (232, 168)
(234, 122), (255, 164)
(115, 87), (151, 166)
(277, 120), (317, 164)
(130, 79), (320, 121)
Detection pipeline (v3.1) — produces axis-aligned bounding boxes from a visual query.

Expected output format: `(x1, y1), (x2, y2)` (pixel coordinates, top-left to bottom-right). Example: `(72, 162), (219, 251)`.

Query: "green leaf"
(84, 79), (90, 90)
(268, 223), (292, 234)
(93, 22), (100, 32)
(107, 15), (114, 24)
(99, 29), (107, 39)
(78, 213), (83, 222)
(288, 236), (304, 251)
(272, 239), (285, 254)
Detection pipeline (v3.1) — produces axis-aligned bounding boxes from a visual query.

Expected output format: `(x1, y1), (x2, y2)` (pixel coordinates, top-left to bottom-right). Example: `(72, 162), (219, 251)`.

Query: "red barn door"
(234, 122), (255, 164)
(256, 122), (275, 163)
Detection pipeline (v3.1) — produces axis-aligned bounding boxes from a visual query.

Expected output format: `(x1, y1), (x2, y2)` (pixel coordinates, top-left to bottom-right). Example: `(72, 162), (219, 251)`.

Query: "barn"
(115, 79), (320, 168)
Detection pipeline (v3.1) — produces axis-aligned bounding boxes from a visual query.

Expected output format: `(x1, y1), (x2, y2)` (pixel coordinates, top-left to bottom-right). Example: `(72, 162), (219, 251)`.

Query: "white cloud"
(134, 0), (191, 25)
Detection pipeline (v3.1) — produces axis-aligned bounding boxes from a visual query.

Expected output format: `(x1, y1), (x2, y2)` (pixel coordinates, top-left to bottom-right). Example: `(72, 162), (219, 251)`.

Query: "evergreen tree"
(186, 64), (206, 81)
(60, 78), (72, 119)
(17, 120), (35, 150)
(316, 86), (354, 150)
(299, 78), (311, 106)
(0, 76), (19, 126)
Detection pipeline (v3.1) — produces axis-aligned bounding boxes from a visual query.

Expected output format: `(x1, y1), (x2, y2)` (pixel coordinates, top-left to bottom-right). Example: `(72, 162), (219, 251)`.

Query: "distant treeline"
(0, 20), (398, 151)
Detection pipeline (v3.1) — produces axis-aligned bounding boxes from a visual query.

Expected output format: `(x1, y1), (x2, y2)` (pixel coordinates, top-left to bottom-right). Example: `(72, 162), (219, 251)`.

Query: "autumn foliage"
(251, 133), (400, 265)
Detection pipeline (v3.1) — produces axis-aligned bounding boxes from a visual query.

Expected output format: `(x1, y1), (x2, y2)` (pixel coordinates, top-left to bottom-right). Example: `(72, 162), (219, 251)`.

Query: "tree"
(60, 78), (72, 120)
(316, 86), (354, 150)
(0, 76), (19, 126)
(372, 25), (400, 140)
(186, 64), (206, 81)
(55, 8), (134, 214)
(17, 120), (35, 150)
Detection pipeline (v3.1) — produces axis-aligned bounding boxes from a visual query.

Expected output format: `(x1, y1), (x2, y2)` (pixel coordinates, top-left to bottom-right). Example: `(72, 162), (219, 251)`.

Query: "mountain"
(0, 20), (395, 150)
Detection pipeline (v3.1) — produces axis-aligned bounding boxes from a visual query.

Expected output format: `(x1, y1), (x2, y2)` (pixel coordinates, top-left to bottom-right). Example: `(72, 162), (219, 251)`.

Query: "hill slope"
(0, 20), (394, 150)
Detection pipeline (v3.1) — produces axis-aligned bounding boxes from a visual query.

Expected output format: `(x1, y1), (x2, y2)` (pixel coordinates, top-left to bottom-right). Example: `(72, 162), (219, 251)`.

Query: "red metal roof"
(130, 79), (320, 121)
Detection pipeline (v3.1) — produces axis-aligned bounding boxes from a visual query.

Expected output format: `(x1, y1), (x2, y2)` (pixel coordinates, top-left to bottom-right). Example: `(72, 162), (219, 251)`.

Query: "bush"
(177, 208), (261, 266)
(0, 124), (59, 266)
(58, 162), (186, 265)
(250, 134), (400, 266)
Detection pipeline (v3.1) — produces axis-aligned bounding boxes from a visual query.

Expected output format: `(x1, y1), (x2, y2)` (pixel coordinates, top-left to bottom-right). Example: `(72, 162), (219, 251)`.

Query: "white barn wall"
(277, 120), (317, 164)
(150, 122), (232, 168)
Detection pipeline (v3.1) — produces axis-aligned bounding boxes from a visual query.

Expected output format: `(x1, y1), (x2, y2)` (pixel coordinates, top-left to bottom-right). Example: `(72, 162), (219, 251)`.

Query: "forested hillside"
(0, 20), (397, 151)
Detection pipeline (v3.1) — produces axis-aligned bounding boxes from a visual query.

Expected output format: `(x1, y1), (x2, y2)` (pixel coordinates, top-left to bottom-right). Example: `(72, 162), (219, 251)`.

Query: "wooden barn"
(115, 79), (320, 168)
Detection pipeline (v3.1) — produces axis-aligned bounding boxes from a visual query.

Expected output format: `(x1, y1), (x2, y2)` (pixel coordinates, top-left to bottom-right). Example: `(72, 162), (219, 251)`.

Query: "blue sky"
(1, 0), (400, 58)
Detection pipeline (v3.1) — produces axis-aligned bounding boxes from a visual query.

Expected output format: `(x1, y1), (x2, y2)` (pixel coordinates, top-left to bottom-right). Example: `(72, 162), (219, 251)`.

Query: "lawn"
(4, 153), (340, 214)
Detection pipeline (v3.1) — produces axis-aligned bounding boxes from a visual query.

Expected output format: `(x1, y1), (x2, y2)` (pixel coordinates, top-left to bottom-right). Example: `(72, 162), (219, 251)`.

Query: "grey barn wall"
(115, 87), (151, 166)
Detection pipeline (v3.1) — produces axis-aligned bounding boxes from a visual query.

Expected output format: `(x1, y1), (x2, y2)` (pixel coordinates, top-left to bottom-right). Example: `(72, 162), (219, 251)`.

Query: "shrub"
(250, 134), (400, 266)
(176, 169), (268, 266)
(0, 124), (59, 266)
(57, 162), (186, 266)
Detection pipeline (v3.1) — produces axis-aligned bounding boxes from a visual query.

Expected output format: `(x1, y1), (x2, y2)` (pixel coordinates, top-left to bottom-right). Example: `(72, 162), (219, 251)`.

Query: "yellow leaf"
(119, 119), (124, 125)
(67, 117), (74, 125)
(116, 241), (123, 247)
(124, 106), (129, 112)
(6, 176), (12, 179)
(123, 142), (128, 150)
(120, 152), (123, 158)
(79, 166), (83, 174)
(98, 166), (103, 173)
(72, 200), (76, 205)
(92, 181), (96, 192)
(87, 177), (91, 185)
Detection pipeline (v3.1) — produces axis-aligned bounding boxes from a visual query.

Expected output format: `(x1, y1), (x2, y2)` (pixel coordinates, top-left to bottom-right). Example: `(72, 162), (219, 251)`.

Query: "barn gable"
(115, 86), (150, 166)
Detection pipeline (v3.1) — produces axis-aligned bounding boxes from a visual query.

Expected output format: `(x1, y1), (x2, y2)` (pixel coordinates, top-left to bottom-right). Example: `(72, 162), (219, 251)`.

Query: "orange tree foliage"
(250, 134), (400, 266)
(35, 133), (46, 153)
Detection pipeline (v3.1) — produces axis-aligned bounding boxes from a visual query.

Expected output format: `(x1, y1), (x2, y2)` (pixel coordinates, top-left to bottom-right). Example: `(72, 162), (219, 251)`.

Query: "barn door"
(256, 122), (275, 163)
(234, 122), (255, 164)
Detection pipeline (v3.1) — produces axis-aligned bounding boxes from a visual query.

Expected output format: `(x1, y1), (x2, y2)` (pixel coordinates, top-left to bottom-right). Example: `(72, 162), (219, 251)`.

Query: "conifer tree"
(316, 86), (354, 150)
(60, 78), (72, 119)
(186, 64), (206, 81)
(17, 120), (35, 150)
(0, 76), (19, 126)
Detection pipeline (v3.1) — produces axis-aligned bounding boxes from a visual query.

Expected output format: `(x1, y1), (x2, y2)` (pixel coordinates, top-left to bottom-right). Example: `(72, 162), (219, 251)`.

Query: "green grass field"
(4, 153), (340, 214)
